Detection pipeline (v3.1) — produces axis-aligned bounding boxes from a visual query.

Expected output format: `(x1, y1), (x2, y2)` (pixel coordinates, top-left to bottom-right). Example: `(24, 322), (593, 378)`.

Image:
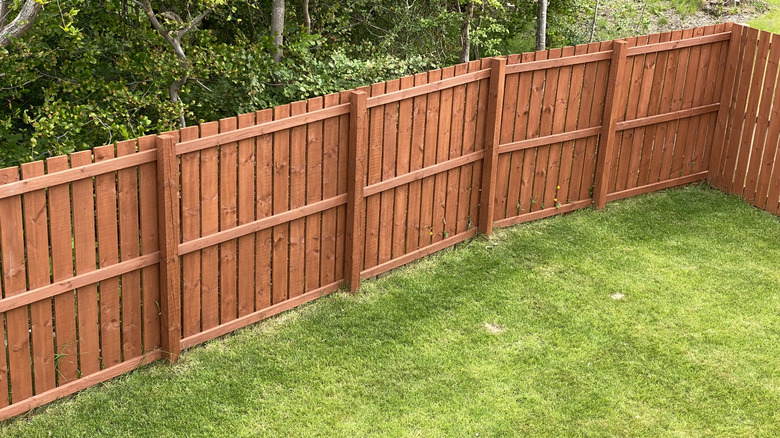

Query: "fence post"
(479, 56), (507, 235)
(593, 40), (629, 210)
(344, 91), (368, 293)
(155, 135), (182, 362)
(707, 23), (742, 190)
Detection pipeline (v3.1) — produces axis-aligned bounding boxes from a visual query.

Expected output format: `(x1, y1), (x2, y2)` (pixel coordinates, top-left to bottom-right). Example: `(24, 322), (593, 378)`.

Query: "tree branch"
(0, 0), (43, 48)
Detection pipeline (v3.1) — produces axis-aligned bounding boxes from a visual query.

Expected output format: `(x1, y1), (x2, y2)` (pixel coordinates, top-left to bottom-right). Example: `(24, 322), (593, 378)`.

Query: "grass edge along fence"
(0, 21), (778, 421)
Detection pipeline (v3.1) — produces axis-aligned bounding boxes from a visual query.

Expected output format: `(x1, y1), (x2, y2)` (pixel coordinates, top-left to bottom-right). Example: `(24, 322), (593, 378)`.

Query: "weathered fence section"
(710, 25), (780, 215)
(1, 22), (777, 420)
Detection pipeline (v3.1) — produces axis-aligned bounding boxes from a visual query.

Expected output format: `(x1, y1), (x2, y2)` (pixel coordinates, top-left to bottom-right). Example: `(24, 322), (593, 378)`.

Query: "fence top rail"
(626, 31), (731, 56)
(505, 51), (612, 74)
(365, 68), (491, 107)
(0, 148), (157, 201)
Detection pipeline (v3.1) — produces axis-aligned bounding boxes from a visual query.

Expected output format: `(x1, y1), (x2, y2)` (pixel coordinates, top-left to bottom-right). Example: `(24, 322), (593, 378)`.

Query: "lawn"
(3, 184), (780, 437)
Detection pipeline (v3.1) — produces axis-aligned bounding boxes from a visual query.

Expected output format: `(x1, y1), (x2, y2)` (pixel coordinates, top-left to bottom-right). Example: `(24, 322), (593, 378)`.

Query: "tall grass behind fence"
(0, 22), (774, 421)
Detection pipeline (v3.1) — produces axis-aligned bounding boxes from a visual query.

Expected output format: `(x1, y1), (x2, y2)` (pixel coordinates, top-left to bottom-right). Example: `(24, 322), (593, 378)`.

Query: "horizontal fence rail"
(1, 22), (777, 421)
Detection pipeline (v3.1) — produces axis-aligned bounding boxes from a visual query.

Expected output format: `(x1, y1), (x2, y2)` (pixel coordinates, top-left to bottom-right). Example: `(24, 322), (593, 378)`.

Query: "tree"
(536, 0), (546, 50)
(130, 0), (216, 127)
(302, 0), (310, 33)
(271, 0), (284, 62)
(0, 0), (43, 48)
(459, 0), (474, 63)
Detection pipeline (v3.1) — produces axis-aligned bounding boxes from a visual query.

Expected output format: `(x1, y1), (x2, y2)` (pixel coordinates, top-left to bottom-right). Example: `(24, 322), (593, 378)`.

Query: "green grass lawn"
(751, 0), (780, 34)
(3, 184), (780, 437)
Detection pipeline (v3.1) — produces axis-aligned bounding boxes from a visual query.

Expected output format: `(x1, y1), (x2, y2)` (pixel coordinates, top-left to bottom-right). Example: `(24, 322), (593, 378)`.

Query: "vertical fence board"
(219, 117), (239, 322)
(199, 122), (220, 329)
(289, 102), (307, 297)
(406, 73), (428, 252)
(0, 167), (33, 403)
(272, 106), (291, 303)
(445, 64), (468, 238)
(180, 126), (202, 337)
(306, 97), (324, 293)
(20, 161), (56, 395)
(237, 113), (256, 314)
(116, 140), (143, 359)
(320, 96), (339, 286)
(138, 136), (161, 351)
(255, 109), (274, 310)
(379, 79), (400, 264)
(393, 76), (415, 256)
(432, 68), (454, 242)
(46, 156), (79, 382)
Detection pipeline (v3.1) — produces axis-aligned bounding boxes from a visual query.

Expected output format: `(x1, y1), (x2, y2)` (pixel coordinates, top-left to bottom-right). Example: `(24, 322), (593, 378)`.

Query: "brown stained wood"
(378, 79), (400, 264)
(594, 40), (629, 209)
(116, 140), (143, 360)
(366, 70), (490, 107)
(478, 57), (507, 234)
(693, 23), (729, 175)
(709, 25), (745, 188)
(496, 60), (520, 222)
(45, 156), (79, 383)
(655, 30), (688, 183)
(557, 45), (586, 204)
(0, 151), (156, 201)
(419, 70), (442, 246)
(199, 121), (220, 330)
(180, 126), (202, 337)
(406, 73), (428, 253)
(744, 33), (780, 204)
(361, 229), (477, 280)
(345, 91), (368, 292)
(470, 58), (492, 230)
(94, 145), (121, 368)
(622, 35), (655, 191)
(580, 41), (614, 200)
(444, 64), (468, 239)
(272, 105), (291, 304)
(0, 167), (33, 403)
(393, 76), (415, 258)
(647, 31), (678, 183)
(0, 350), (162, 421)
(755, 37), (780, 209)
(180, 281), (342, 350)
(626, 31), (730, 56)
(305, 97), (324, 293)
(669, 28), (706, 180)
(288, 102), (307, 299)
(606, 171), (708, 202)
(734, 31), (772, 197)
(721, 27), (759, 192)
(364, 151), (485, 197)
(544, 47), (573, 210)
(504, 53), (532, 219)
(432, 68), (454, 243)
(679, 26), (715, 178)
(176, 104), (350, 155)
(237, 113), (256, 316)
(335, 90), (353, 282)
(219, 117), (239, 322)
(457, 60), (482, 234)
(155, 135), (182, 362)
(492, 199), (593, 229)
(364, 82), (385, 271)
(521, 51), (548, 212)
(637, 32), (668, 187)
(531, 49), (558, 211)
(613, 37), (642, 194)
(255, 109), (274, 310)
(615, 104), (719, 131)
(320, 95), (339, 287)
(137, 136), (161, 352)
(570, 43), (602, 201)
(506, 51), (612, 73)
(69, 151), (101, 376)
(20, 161), (56, 395)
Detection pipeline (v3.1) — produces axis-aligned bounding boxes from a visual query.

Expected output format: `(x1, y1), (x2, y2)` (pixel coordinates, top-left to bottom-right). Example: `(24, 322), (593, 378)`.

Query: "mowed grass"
(751, 0), (780, 34)
(3, 184), (780, 437)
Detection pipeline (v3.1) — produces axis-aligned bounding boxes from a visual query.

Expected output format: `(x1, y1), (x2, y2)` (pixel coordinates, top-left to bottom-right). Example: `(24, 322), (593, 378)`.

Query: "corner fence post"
(344, 91), (368, 293)
(593, 40), (629, 210)
(479, 56), (507, 235)
(155, 135), (182, 362)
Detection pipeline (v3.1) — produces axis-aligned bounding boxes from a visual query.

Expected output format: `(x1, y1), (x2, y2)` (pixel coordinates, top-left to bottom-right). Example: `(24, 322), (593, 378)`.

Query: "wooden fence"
(0, 22), (775, 420)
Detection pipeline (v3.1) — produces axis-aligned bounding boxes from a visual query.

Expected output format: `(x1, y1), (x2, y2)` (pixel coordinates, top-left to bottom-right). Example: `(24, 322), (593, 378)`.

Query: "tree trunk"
(0, 0), (43, 48)
(271, 0), (285, 62)
(536, 0), (547, 51)
(459, 1), (473, 63)
(590, 0), (599, 43)
(302, 0), (310, 33)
